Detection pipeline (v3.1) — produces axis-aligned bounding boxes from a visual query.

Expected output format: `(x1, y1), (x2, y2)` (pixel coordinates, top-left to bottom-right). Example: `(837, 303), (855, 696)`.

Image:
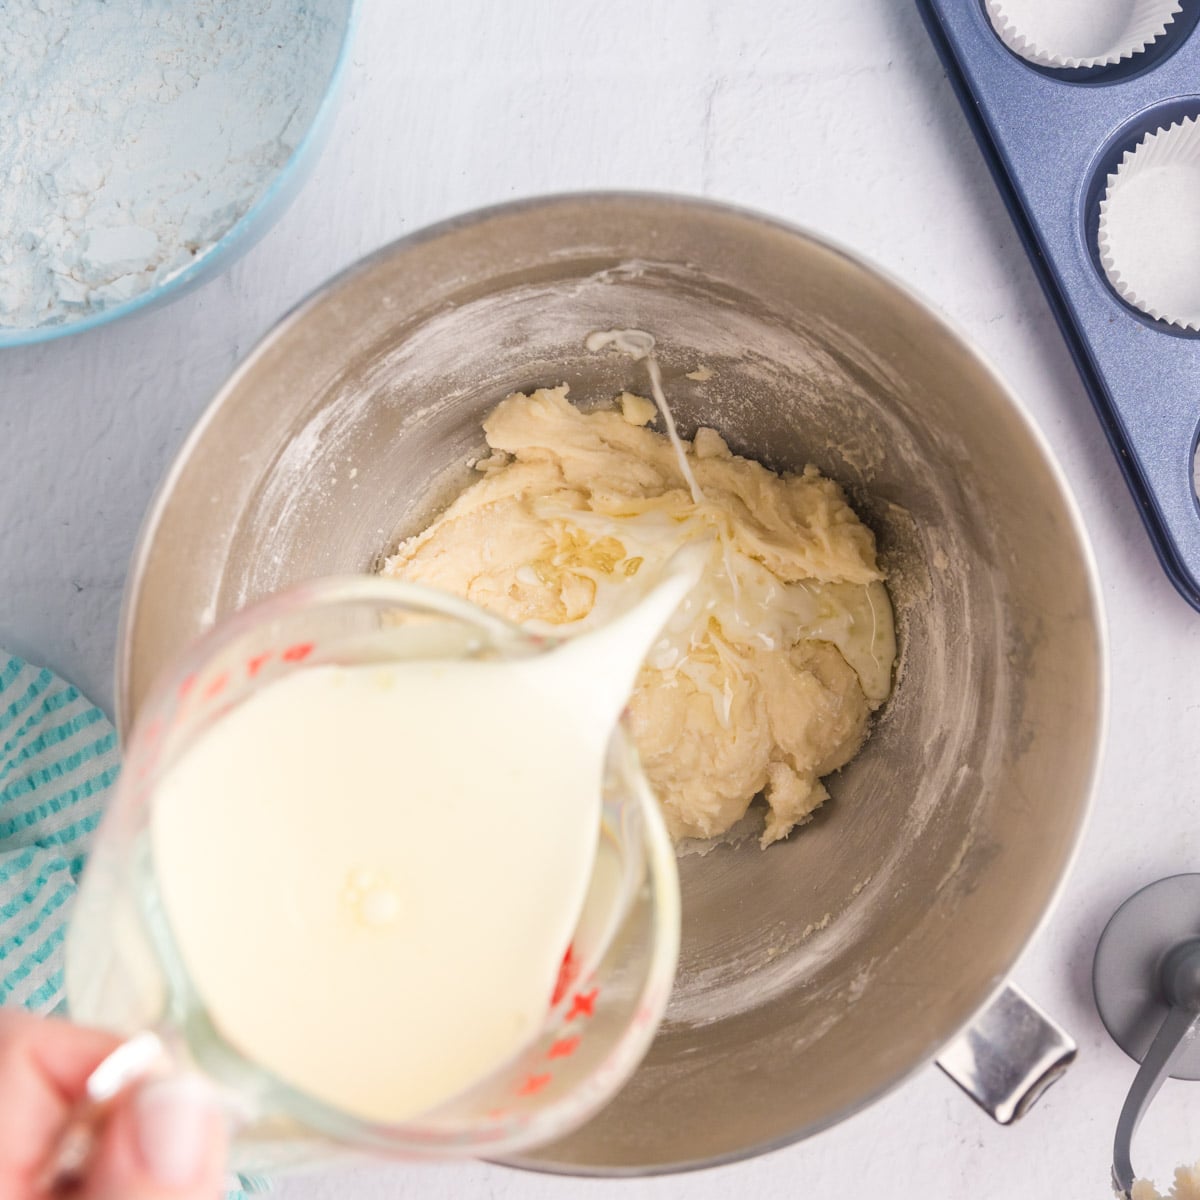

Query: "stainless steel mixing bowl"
(117, 194), (1105, 1173)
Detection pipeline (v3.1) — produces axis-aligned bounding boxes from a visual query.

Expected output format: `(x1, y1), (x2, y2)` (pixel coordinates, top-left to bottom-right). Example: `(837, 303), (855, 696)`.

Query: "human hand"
(0, 1009), (227, 1199)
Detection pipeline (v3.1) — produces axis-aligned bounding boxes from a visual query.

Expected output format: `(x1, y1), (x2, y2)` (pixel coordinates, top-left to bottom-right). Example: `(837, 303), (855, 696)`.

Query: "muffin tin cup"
(1099, 115), (1200, 331)
(918, 0), (1200, 610)
(985, 0), (1183, 69)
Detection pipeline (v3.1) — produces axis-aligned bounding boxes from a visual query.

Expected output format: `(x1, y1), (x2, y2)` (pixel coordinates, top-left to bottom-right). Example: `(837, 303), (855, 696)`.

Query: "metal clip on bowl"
(936, 984), (1076, 1124)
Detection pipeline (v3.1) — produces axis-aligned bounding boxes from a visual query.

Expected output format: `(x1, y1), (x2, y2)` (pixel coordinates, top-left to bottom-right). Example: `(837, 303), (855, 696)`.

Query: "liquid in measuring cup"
(145, 566), (698, 1125)
(150, 657), (606, 1124)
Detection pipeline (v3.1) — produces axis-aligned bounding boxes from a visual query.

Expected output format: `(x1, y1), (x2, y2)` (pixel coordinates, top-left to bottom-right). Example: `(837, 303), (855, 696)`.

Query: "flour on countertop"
(0, 0), (342, 329)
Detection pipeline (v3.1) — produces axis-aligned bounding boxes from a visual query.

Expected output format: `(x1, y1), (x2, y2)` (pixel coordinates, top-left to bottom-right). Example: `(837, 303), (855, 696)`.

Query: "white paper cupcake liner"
(1098, 116), (1200, 332)
(985, 0), (1182, 69)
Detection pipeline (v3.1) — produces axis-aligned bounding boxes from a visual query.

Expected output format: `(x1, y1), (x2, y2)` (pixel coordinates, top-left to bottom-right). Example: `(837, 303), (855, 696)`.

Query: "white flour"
(0, 0), (344, 331)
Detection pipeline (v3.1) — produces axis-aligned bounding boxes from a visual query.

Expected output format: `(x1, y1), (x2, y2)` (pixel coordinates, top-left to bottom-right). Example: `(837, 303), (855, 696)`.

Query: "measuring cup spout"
(524, 549), (705, 745)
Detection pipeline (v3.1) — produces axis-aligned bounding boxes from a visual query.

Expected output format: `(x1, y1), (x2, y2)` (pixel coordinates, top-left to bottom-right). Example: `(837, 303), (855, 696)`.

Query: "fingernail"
(133, 1075), (218, 1188)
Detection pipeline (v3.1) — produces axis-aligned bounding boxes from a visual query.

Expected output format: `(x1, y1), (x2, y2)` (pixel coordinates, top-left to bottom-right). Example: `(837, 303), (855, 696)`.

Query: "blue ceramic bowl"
(0, 0), (360, 349)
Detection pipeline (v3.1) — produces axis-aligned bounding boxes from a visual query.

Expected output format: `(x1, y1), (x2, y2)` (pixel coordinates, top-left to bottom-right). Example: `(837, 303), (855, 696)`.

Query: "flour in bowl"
(0, 0), (344, 330)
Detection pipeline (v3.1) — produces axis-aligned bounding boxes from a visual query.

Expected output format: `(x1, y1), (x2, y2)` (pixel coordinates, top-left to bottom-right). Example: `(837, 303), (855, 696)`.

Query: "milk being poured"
(149, 571), (697, 1123)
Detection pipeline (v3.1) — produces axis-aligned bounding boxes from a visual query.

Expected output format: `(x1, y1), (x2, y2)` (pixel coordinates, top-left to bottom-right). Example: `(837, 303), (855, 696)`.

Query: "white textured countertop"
(3, 2), (1200, 1196)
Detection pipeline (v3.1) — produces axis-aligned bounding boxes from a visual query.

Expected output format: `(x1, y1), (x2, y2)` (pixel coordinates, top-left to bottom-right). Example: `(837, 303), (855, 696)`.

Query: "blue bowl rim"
(0, 0), (361, 350)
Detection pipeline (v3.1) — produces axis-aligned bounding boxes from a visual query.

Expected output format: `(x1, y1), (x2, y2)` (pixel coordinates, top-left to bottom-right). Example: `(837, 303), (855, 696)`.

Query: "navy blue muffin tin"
(917, 0), (1200, 610)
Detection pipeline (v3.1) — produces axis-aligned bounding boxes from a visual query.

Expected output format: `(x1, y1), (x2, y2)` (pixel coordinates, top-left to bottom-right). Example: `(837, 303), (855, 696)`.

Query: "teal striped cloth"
(0, 655), (118, 1012)
(0, 654), (261, 1197)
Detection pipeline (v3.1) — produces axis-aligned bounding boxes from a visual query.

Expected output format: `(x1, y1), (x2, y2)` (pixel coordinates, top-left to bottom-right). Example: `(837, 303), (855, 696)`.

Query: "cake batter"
(1134, 1162), (1200, 1200)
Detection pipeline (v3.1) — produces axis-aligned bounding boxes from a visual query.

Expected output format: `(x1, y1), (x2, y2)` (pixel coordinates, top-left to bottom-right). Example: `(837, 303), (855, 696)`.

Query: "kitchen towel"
(0, 652), (259, 1197)
(0, 653), (118, 1012)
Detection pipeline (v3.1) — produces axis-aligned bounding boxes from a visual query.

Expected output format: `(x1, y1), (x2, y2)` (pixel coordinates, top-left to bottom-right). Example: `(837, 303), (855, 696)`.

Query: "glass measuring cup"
(64, 576), (681, 1174)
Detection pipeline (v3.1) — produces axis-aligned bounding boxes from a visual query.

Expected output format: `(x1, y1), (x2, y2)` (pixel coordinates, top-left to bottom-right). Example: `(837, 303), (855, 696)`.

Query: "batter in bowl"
(383, 383), (896, 846)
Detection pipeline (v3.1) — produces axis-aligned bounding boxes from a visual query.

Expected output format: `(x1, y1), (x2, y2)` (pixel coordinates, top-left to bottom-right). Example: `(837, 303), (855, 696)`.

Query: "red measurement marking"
(547, 1035), (580, 1060)
(178, 674), (197, 699)
(246, 652), (272, 678)
(516, 1073), (552, 1097)
(551, 944), (577, 1006)
(281, 642), (315, 663)
(143, 716), (164, 744)
(566, 989), (598, 1021)
(202, 671), (229, 700)
(486, 1108), (508, 1120)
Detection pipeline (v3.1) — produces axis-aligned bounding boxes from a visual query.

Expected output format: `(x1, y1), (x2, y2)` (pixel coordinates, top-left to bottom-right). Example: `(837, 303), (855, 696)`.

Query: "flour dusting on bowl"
(0, 0), (349, 336)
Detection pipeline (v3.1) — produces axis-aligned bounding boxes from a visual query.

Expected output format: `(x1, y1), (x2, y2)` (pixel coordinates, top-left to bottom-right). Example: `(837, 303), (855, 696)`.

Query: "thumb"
(82, 1076), (228, 1200)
